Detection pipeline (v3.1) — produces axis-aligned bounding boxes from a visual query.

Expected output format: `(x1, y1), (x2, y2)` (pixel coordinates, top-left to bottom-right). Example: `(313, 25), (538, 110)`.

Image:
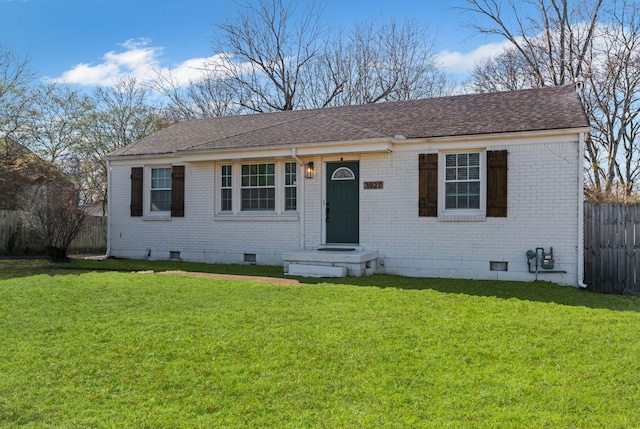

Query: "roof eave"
(404, 126), (591, 144)
(105, 126), (590, 162)
(106, 137), (396, 162)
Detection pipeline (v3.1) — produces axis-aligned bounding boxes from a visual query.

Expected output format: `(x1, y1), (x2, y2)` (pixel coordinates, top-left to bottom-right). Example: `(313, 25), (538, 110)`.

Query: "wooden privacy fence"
(584, 203), (640, 294)
(0, 210), (107, 255)
(70, 216), (107, 253)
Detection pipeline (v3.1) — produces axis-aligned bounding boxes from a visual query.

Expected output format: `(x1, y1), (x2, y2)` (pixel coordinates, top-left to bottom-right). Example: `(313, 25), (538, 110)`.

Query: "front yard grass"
(1, 259), (639, 427)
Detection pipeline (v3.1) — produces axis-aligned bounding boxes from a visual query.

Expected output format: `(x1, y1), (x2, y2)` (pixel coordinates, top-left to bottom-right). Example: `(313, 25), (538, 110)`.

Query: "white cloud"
(54, 37), (515, 89)
(53, 62), (122, 86)
(49, 38), (226, 88)
(435, 39), (514, 76)
(160, 53), (233, 87)
(50, 39), (160, 86)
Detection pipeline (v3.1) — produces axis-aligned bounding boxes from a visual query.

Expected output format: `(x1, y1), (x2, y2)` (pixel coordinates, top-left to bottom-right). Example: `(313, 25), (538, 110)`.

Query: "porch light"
(305, 162), (315, 179)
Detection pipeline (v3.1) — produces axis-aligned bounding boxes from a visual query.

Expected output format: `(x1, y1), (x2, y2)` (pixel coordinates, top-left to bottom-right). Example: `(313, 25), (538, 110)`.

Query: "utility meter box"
(541, 252), (554, 269)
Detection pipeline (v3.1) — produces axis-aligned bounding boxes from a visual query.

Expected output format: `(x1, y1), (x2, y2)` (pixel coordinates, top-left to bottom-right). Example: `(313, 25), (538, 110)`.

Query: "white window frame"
(220, 164), (233, 212)
(149, 166), (172, 214)
(216, 160), (299, 216)
(284, 161), (298, 211)
(438, 150), (486, 220)
(240, 162), (276, 211)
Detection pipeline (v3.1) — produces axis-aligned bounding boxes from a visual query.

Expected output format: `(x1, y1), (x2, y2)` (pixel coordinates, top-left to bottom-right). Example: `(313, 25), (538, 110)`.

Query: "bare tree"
(581, 0), (640, 197)
(212, 0), (323, 112)
(173, 2), (449, 115)
(463, 0), (640, 199)
(461, 0), (604, 87)
(152, 66), (242, 120)
(0, 43), (35, 153)
(305, 19), (449, 107)
(79, 77), (168, 210)
(90, 77), (165, 150)
(469, 48), (542, 92)
(23, 83), (94, 166)
(18, 180), (86, 262)
(297, 30), (350, 108)
(350, 19), (448, 104)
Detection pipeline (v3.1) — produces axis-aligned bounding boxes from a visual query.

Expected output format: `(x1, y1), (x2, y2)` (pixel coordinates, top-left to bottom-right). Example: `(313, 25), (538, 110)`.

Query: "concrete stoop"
(283, 249), (378, 277)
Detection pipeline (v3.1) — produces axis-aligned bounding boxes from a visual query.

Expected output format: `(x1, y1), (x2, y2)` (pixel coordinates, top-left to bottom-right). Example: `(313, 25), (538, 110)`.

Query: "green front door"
(326, 161), (359, 244)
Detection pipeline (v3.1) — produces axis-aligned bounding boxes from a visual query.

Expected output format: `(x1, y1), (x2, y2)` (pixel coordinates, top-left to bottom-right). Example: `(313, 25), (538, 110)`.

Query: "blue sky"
(0, 0), (509, 88)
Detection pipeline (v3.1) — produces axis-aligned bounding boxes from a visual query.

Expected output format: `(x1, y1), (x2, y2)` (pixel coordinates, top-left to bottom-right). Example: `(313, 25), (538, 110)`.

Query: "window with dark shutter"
(419, 153), (438, 217)
(171, 165), (185, 217)
(486, 150), (508, 217)
(130, 167), (143, 217)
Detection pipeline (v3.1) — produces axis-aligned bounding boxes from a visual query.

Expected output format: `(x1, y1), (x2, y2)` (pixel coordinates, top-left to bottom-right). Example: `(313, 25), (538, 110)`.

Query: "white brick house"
(106, 86), (590, 286)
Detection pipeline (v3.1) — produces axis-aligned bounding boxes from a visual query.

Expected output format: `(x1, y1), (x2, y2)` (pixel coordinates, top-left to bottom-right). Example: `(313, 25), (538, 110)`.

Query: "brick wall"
(358, 140), (580, 285)
(109, 160), (300, 266)
(109, 135), (581, 285)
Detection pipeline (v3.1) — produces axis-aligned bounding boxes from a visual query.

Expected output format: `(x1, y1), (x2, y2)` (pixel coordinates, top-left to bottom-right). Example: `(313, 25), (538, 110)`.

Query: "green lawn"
(1, 259), (640, 427)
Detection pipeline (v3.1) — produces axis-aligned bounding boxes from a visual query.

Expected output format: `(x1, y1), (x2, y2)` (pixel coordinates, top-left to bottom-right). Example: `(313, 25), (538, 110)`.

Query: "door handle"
(326, 207), (330, 223)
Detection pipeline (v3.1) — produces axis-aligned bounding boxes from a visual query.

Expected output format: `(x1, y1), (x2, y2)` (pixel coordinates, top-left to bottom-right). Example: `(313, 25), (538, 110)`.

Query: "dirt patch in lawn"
(157, 270), (302, 285)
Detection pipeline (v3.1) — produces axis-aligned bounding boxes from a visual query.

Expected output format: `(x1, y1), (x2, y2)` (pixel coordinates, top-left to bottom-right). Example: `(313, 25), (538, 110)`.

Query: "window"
(331, 167), (355, 180)
(241, 163), (275, 211)
(150, 167), (172, 211)
(444, 153), (480, 210)
(284, 162), (297, 211)
(221, 165), (232, 212)
(129, 166), (185, 218)
(418, 150), (507, 219)
(216, 160), (300, 215)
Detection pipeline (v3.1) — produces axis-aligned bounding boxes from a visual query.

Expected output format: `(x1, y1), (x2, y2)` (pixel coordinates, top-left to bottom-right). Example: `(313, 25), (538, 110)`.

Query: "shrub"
(17, 181), (86, 262)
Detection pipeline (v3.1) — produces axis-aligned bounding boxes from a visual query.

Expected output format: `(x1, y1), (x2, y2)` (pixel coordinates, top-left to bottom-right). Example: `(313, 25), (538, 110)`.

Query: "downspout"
(577, 132), (587, 288)
(291, 148), (305, 249)
(105, 159), (112, 258)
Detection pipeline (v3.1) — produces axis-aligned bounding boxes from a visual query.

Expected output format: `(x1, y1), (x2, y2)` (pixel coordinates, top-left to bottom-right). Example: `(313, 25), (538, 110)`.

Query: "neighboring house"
(0, 138), (71, 210)
(106, 85), (590, 286)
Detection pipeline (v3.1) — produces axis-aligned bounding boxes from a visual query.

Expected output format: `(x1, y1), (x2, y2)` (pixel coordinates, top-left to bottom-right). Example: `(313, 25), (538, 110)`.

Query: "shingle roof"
(110, 85), (589, 157)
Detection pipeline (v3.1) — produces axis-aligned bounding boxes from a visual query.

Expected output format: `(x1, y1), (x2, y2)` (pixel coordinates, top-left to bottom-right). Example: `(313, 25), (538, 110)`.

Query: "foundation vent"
(490, 261), (508, 272)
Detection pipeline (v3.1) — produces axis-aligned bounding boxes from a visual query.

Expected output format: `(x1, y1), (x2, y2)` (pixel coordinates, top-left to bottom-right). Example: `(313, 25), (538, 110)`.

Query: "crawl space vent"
(244, 253), (257, 263)
(490, 261), (508, 272)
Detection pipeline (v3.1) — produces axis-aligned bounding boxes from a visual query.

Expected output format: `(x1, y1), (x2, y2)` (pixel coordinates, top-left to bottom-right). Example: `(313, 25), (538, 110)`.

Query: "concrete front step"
(283, 249), (378, 277)
(287, 263), (348, 278)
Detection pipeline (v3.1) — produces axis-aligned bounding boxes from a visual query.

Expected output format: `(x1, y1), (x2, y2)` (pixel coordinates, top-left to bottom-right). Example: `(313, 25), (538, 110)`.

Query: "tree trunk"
(47, 246), (70, 263)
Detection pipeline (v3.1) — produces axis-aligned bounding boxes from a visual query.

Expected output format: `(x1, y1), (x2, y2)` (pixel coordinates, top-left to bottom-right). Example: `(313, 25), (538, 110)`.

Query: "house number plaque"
(364, 181), (383, 190)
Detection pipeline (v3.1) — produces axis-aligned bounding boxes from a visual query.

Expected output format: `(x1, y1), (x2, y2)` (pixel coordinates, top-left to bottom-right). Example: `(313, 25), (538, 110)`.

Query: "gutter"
(105, 159), (112, 258)
(577, 132), (587, 288)
(291, 148), (305, 250)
